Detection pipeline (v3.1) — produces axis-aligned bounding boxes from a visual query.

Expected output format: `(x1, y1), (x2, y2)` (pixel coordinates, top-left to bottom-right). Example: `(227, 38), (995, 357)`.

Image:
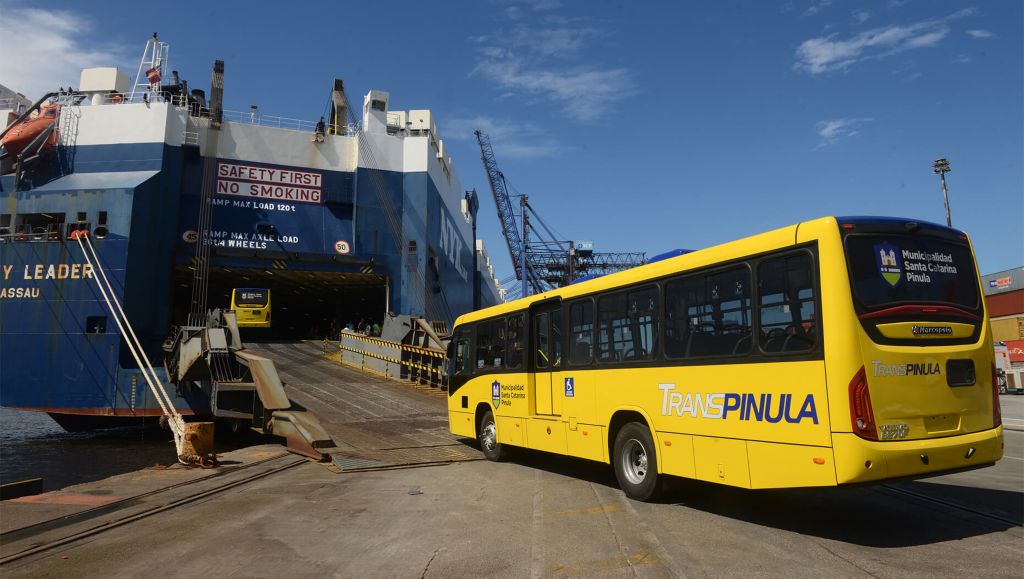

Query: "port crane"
(475, 130), (646, 299)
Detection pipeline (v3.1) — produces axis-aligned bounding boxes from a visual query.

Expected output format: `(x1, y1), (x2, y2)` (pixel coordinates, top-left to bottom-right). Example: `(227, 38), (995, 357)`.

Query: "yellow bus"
(231, 288), (271, 328)
(447, 216), (1003, 500)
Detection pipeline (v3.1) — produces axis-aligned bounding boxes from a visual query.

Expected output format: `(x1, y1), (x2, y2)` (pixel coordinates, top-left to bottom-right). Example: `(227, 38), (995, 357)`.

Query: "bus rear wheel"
(613, 422), (661, 501)
(478, 410), (507, 462)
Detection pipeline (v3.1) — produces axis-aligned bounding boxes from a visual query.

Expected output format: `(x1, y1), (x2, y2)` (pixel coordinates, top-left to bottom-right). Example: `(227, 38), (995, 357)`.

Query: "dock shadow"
(460, 441), (1021, 548)
(655, 477), (1022, 548)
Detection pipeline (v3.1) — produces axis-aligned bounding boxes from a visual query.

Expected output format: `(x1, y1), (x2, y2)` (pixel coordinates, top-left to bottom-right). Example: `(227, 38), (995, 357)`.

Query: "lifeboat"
(1, 104), (59, 158)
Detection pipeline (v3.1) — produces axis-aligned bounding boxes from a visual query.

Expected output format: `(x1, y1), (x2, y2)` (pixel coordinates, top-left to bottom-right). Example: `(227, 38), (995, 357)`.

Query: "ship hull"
(1, 93), (500, 429)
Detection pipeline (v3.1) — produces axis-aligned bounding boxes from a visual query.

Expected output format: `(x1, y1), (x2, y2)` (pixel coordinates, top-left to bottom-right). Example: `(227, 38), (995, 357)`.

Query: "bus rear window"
(844, 235), (979, 311)
(234, 289), (269, 307)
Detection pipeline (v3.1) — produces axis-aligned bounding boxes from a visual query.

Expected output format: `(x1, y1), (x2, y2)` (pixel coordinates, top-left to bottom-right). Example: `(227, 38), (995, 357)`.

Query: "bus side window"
(551, 308), (562, 367)
(570, 301), (594, 365)
(491, 319), (506, 368)
(628, 286), (658, 360)
(665, 268), (750, 358)
(759, 253), (816, 353)
(713, 268), (752, 356)
(535, 313), (550, 368)
(598, 292), (630, 362)
(506, 314), (525, 369)
(476, 322), (493, 369)
(450, 332), (470, 376)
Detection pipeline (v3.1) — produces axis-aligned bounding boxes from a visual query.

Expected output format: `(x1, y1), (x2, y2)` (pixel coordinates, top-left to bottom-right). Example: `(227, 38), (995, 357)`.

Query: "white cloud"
(803, 0), (833, 17)
(816, 117), (872, 147)
(473, 51), (635, 122)
(953, 53), (972, 64)
(509, 24), (598, 58)
(852, 10), (871, 24)
(471, 9), (636, 122)
(444, 115), (568, 159)
(0, 5), (127, 101)
(501, 0), (562, 20)
(966, 29), (994, 39)
(794, 10), (971, 74)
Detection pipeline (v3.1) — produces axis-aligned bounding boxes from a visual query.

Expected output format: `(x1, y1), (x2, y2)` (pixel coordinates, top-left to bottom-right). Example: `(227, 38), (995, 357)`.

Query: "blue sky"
(1, 0), (1021, 282)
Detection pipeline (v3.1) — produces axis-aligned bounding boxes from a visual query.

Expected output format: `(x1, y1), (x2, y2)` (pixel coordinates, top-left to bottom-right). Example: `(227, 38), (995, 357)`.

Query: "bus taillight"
(849, 366), (877, 440)
(992, 363), (1002, 428)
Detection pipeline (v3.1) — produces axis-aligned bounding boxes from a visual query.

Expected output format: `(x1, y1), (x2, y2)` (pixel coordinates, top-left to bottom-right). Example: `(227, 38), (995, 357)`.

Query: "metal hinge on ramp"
(270, 410), (335, 460)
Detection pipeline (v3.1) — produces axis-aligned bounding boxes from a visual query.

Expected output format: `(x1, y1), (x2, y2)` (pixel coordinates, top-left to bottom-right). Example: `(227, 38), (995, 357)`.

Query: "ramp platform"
(243, 341), (481, 470)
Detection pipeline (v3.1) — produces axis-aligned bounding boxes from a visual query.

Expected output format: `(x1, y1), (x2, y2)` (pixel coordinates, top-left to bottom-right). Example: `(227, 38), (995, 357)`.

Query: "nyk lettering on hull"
(658, 383), (819, 424)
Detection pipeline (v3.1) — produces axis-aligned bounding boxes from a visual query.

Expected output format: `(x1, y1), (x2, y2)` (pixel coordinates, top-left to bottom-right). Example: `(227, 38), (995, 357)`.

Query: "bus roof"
(454, 215), (975, 327)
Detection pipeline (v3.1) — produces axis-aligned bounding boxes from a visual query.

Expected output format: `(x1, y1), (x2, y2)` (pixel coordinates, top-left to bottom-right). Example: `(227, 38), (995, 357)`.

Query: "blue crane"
(475, 130), (646, 299)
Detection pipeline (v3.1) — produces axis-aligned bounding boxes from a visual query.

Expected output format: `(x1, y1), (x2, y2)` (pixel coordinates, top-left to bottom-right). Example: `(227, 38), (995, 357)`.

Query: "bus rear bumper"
(833, 426), (1004, 485)
(236, 321), (272, 328)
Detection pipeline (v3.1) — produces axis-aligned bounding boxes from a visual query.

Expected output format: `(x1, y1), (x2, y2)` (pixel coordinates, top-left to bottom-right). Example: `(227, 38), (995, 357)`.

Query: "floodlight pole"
(933, 158), (952, 227)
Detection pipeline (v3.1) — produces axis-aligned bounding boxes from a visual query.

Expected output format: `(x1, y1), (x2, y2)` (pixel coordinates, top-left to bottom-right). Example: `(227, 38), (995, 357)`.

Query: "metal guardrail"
(332, 332), (446, 389)
(219, 109), (358, 136)
(63, 91), (361, 136)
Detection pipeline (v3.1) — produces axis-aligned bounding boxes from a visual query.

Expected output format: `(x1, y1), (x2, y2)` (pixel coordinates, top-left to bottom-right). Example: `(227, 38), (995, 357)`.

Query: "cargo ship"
(0, 35), (503, 429)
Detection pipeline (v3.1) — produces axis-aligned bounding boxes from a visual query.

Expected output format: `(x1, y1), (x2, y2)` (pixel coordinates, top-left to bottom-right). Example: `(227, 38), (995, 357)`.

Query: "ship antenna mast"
(130, 32), (169, 100)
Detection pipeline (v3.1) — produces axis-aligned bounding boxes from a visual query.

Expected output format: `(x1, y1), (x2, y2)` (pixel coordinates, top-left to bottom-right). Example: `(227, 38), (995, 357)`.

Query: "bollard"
(182, 421), (215, 459)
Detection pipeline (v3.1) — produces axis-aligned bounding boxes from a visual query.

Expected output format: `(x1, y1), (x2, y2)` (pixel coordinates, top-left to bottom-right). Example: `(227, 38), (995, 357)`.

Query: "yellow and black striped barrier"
(327, 333), (446, 388)
(344, 333), (445, 359)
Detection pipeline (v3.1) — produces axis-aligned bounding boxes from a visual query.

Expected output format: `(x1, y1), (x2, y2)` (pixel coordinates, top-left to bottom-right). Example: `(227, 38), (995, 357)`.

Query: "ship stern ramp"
(243, 340), (481, 470)
(166, 313), (335, 460)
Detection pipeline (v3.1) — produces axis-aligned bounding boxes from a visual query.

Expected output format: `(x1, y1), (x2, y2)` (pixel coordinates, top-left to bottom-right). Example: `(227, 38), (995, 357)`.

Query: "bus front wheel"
(478, 410), (507, 462)
(613, 422), (661, 501)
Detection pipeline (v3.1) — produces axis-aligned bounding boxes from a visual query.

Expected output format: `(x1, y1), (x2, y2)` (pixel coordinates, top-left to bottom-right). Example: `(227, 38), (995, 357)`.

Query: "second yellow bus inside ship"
(231, 288), (271, 328)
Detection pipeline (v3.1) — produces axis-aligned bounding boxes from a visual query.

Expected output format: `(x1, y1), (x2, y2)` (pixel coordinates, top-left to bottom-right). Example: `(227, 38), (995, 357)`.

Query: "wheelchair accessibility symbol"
(564, 377), (574, 397)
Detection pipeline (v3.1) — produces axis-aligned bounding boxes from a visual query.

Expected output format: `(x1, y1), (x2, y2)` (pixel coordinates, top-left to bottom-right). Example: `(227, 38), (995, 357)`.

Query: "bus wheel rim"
(621, 438), (648, 484)
(483, 421), (497, 451)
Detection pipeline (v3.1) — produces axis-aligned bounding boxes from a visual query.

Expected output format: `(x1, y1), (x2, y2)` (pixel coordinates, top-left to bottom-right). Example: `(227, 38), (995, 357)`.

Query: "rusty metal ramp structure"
(242, 341), (482, 471)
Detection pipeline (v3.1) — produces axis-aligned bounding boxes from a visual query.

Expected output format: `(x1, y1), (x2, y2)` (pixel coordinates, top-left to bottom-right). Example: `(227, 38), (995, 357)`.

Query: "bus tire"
(613, 422), (660, 501)
(478, 410), (507, 462)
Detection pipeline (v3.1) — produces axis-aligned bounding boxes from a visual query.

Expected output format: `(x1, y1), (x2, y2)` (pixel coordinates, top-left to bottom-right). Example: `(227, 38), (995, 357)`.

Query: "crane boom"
(475, 130), (524, 278)
(474, 129), (646, 298)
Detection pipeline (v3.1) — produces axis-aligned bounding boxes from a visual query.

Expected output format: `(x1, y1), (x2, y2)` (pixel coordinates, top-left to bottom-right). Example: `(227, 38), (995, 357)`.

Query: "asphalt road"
(1000, 392), (1024, 431)
(4, 347), (1020, 578)
(5, 429), (1020, 577)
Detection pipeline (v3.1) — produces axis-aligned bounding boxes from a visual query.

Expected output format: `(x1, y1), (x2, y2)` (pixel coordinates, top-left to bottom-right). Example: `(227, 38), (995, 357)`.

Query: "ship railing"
(220, 109), (359, 136)
(0, 221), (101, 243)
(0, 222), (64, 242)
(89, 91), (185, 107)
(386, 112), (404, 129)
(62, 91), (363, 136)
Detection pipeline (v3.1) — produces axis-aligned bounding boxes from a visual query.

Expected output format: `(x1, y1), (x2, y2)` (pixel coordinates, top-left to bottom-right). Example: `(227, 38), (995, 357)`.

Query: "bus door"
(531, 301), (563, 416)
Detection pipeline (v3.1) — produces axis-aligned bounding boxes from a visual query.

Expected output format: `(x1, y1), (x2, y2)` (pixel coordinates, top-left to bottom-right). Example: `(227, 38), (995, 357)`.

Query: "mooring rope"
(73, 231), (190, 462)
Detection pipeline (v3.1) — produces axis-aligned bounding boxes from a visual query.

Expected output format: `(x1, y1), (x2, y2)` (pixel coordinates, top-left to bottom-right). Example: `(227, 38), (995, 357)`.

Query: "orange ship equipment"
(0, 104), (59, 158)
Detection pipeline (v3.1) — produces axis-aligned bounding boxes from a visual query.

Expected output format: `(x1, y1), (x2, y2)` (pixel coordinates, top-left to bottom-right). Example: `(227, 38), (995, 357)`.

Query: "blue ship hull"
(0, 95), (501, 424)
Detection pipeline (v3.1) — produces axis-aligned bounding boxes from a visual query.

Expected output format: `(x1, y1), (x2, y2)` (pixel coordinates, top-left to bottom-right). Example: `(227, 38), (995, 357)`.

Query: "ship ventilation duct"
(210, 60), (224, 130)
(191, 89), (206, 109)
(330, 78), (347, 135)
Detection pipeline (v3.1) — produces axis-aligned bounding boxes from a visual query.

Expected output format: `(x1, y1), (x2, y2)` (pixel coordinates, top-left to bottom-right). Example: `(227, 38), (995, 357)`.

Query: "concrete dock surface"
(1, 346), (1021, 577)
